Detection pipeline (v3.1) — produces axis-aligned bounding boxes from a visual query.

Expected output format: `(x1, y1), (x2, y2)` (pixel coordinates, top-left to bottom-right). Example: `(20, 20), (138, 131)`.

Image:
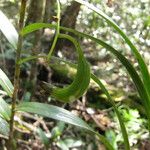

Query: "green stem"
(47, 0), (60, 60)
(8, 0), (27, 149)
(18, 54), (47, 64)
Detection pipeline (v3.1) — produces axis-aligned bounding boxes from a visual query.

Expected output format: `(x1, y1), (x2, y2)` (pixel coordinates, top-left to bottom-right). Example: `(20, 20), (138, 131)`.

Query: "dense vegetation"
(0, 0), (150, 149)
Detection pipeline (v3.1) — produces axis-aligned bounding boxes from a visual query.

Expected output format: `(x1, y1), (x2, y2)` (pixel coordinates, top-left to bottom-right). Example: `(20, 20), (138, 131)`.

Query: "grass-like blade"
(0, 68), (14, 97)
(91, 74), (130, 149)
(0, 97), (11, 121)
(0, 10), (18, 49)
(21, 26), (91, 103)
(21, 23), (150, 118)
(21, 23), (149, 147)
(49, 56), (130, 149)
(16, 102), (114, 150)
(75, 0), (150, 101)
(0, 117), (9, 136)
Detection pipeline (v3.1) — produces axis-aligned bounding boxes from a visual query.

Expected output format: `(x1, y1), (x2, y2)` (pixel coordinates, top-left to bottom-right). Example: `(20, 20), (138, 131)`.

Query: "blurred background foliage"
(0, 0), (150, 149)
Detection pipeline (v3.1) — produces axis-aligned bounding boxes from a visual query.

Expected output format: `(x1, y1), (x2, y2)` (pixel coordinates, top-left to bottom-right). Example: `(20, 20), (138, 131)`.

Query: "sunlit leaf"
(0, 97), (11, 121)
(50, 56), (130, 149)
(42, 34), (91, 103)
(0, 68), (14, 97)
(0, 10), (18, 49)
(16, 102), (94, 131)
(75, 0), (150, 107)
(0, 117), (9, 136)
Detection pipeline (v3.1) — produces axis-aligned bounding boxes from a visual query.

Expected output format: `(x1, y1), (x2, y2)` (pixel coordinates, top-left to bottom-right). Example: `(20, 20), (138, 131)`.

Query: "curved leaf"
(42, 34), (91, 103)
(0, 10), (18, 49)
(91, 74), (130, 150)
(49, 56), (130, 149)
(16, 102), (114, 150)
(0, 68), (14, 97)
(75, 0), (150, 101)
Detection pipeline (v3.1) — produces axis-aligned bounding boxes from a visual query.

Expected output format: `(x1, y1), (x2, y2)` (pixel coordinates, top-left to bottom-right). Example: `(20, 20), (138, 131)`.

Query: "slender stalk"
(8, 0), (27, 149)
(47, 0), (60, 60)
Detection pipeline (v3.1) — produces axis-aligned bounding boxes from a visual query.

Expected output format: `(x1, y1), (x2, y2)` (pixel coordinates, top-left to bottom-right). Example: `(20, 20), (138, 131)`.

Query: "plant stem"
(47, 0), (60, 60)
(8, 0), (27, 149)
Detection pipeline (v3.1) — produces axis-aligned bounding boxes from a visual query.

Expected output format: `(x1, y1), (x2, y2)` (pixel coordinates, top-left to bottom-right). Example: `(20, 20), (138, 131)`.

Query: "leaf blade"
(0, 97), (11, 121)
(0, 10), (18, 49)
(16, 102), (114, 150)
(75, 0), (150, 105)
(0, 68), (14, 97)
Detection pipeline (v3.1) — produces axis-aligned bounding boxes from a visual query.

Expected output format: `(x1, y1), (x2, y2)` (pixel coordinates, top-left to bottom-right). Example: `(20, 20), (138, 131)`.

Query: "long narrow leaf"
(21, 23), (150, 146)
(18, 55), (47, 64)
(16, 102), (114, 150)
(91, 74), (130, 150)
(0, 97), (11, 121)
(0, 68), (14, 97)
(21, 23), (150, 121)
(49, 56), (130, 149)
(0, 10), (18, 49)
(0, 117), (9, 136)
(75, 0), (150, 101)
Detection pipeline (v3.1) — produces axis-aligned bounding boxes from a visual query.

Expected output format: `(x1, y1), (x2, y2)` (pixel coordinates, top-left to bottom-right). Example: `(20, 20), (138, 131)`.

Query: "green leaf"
(20, 22), (149, 146)
(0, 117), (9, 136)
(21, 24), (150, 107)
(18, 55), (46, 64)
(21, 23), (50, 36)
(0, 10), (18, 49)
(75, 0), (150, 108)
(16, 102), (114, 150)
(91, 75), (130, 149)
(0, 68), (14, 97)
(37, 128), (49, 148)
(42, 34), (91, 103)
(21, 28), (91, 103)
(50, 56), (130, 149)
(51, 122), (65, 139)
(0, 97), (11, 121)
